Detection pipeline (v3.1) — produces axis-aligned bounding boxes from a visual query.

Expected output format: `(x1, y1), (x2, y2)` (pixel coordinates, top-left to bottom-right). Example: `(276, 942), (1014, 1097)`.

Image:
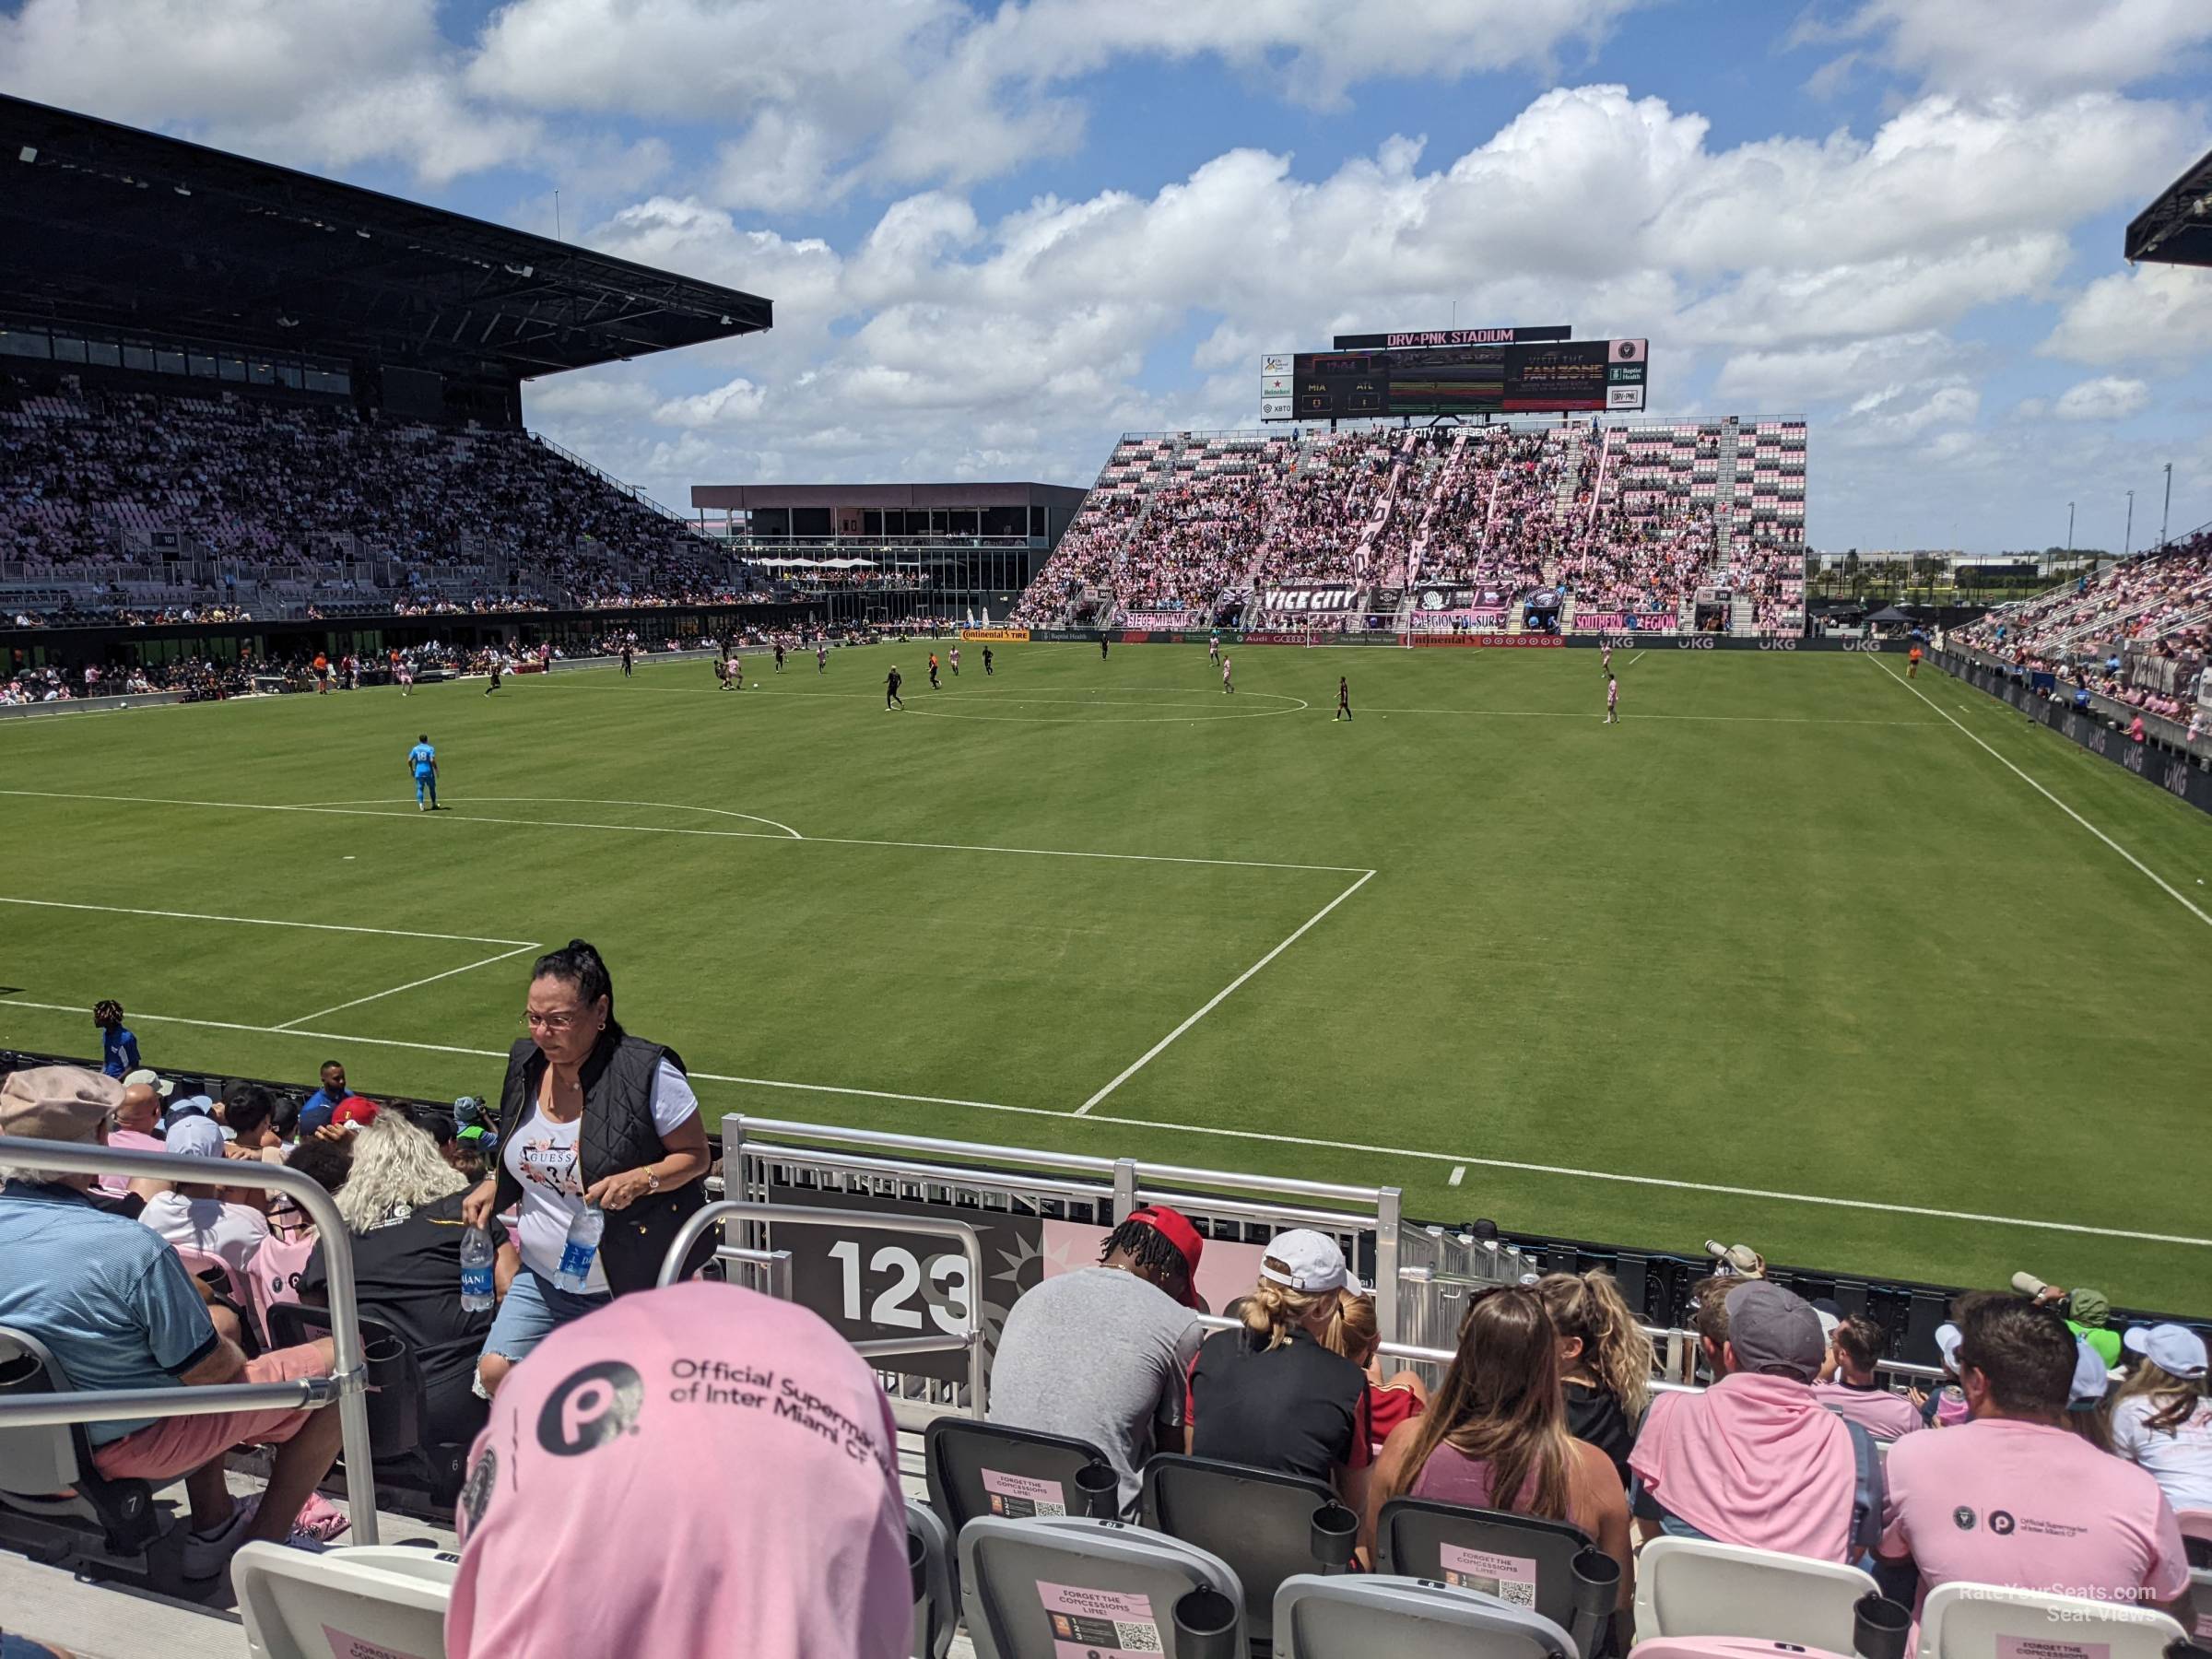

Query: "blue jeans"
(480, 1266), (610, 1371)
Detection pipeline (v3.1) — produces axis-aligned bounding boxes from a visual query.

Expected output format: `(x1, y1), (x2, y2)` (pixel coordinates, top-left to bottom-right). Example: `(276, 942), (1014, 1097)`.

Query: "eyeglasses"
(524, 1008), (587, 1032)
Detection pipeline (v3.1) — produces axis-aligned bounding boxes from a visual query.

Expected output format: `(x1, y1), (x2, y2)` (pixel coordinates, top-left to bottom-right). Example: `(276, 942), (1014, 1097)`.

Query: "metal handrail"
(656, 1199), (989, 1416)
(725, 1115), (1403, 1344)
(0, 1137), (382, 1543)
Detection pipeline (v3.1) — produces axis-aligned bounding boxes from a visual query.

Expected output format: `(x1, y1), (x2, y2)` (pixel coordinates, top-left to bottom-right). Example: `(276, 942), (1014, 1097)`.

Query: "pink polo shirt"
(1812, 1381), (1924, 1442)
(1877, 1418), (2189, 1612)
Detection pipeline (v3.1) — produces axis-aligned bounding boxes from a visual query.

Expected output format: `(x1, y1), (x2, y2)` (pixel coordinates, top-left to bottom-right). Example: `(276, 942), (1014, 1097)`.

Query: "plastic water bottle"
(555, 1204), (605, 1292)
(459, 1225), (495, 1312)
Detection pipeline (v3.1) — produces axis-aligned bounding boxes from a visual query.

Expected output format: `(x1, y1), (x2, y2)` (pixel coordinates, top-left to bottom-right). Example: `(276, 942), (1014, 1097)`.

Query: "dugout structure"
(0, 93), (771, 428)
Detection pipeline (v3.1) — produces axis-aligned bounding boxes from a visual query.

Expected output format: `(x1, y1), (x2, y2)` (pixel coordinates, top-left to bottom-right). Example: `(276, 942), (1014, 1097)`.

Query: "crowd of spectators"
(0, 375), (758, 623)
(2, 1008), (2204, 1650)
(1956, 534), (2212, 668)
(1016, 421), (1801, 632)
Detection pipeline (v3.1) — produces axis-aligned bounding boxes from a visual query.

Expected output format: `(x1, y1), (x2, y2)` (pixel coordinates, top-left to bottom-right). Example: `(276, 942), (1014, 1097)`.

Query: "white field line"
(0, 894), (535, 947)
(271, 943), (543, 1031)
(2, 996), (2204, 1247)
(0, 789), (1367, 875)
(1357, 708), (1935, 726)
(1871, 657), (2212, 930)
(1628, 651), (1645, 666)
(1074, 868), (1377, 1116)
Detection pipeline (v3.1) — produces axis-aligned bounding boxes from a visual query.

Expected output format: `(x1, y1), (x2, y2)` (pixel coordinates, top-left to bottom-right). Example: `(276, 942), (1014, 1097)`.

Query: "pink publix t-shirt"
(447, 1280), (911, 1659)
(1877, 1417), (2190, 1612)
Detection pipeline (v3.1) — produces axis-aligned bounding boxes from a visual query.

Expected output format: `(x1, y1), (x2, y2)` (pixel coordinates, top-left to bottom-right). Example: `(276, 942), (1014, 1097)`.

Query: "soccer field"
(4, 641), (2207, 1312)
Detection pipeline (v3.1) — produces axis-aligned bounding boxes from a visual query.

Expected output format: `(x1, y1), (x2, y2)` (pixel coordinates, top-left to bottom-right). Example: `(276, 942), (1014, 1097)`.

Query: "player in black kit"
(774, 642), (785, 672)
(886, 665), (904, 710)
(621, 643), (634, 677)
(982, 645), (994, 676)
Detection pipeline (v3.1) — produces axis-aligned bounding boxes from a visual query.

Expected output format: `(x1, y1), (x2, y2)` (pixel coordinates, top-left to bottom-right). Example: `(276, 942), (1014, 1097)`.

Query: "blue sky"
(6, 0), (2211, 552)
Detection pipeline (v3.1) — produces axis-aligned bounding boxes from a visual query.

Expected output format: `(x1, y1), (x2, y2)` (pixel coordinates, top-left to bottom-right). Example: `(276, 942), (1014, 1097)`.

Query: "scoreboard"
(1266, 338), (1648, 420)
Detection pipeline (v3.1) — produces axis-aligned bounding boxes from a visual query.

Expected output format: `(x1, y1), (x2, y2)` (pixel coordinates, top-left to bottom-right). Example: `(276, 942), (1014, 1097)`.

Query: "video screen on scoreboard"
(1288, 338), (1646, 418)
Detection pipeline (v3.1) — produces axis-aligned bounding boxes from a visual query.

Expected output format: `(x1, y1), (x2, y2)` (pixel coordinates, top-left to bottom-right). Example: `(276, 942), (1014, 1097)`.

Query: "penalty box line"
(0, 996), (2202, 1249)
(0, 788), (1369, 876)
(1074, 868), (1377, 1116)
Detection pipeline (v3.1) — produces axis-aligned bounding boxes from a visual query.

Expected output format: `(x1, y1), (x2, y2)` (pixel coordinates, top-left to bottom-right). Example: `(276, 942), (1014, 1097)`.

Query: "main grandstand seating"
(1013, 418), (1807, 635)
(0, 377), (749, 622)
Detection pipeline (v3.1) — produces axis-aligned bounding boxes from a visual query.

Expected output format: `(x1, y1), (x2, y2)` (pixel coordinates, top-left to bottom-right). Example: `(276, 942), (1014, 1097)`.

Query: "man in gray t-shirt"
(987, 1207), (1206, 1515)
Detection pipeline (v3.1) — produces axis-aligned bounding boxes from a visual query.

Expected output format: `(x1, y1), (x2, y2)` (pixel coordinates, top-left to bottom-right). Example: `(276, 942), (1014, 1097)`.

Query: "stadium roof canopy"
(0, 94), (772, 378)
(2124, 142), (2212, 267)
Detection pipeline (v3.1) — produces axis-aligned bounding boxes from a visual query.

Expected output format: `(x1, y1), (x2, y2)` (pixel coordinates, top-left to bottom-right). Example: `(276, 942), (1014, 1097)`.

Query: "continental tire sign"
(961, 628), (1030, 641)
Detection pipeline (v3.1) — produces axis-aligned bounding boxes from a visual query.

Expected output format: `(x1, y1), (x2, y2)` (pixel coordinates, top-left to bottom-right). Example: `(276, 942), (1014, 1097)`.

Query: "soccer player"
(485, 655), (503, 695)
(1908, 643), (1923, 680)
(817, 641), (828, 674)
(1602, 640), (1612, 673)
(927, 652), (941, 690)
(312, 652), (330, 694)
(621, 643), (634, 678)
(1221, 655), (1233, 695)
(982, 645), (994, 676)
(1605, 673), (1619, 724)
(774, 641), (785, 673)
(407, 733), (440, 811)
(394, 650), (413, 697)
(1335, 677), (1351, 721)
(1100, 635), (1110, 660)
(949, 646), (959, 677)
(1208, 632), (1220, 667)
(724, 650), (743, 691)
(886, 665), (904, 710)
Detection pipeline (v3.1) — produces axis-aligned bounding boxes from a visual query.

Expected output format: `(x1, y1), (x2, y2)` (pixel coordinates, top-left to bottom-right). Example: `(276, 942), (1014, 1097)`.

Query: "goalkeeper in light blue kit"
(407, 733), (440, 811)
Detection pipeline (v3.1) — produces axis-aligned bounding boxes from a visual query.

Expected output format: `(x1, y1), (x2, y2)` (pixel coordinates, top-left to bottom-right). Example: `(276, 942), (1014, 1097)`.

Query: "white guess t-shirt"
(501, 1060), (700, 1294)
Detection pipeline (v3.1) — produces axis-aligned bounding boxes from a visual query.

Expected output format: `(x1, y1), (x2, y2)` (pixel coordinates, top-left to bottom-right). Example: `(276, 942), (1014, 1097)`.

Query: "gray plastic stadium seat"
(1139, 1453), (1358, 1649)
(1272, 1572), (1581, 1659)
(1628, 1594), (1912, 1659)
(924, 1416), (1120, 1534)
(908, 1497), (957, 1659)
(957, 1514), (1245, 1659)
(1375, 1496), (1621, 1658)
(233, 1539), (453, 1659)
(0, 1323), (174, 1588)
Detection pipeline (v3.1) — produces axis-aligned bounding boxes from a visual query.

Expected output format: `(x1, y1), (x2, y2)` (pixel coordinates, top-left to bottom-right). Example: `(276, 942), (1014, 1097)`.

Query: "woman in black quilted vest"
(463, 940), (711, 1396)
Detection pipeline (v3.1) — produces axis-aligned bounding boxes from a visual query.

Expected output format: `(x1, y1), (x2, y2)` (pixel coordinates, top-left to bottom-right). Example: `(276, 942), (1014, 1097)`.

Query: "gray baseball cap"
(1725, 1279), (1826, 1381)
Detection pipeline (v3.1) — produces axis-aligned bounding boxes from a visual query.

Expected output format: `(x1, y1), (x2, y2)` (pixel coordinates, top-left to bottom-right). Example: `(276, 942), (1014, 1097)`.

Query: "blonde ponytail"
(1535, 1269), (1654, 1421)
(1241, 1277), (1335, 1352)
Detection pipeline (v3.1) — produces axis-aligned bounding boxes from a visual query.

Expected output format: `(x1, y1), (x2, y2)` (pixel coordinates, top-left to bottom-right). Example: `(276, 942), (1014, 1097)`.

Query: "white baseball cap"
(1935, 1321), (1963, 1371)
(2068, 1340), (2112, 1409)
(164, 1116), (227, 1159)
(1260, 1229), (1363, 1296)
(2123, 1324), (2208, 1380)
(121, 1067), (173, 1098)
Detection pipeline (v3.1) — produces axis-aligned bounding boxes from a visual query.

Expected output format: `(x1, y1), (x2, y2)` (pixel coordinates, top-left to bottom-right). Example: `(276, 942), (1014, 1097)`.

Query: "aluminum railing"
(656, 1198), (989, 1415)
(724, 1114), (1404, 1345)
(0, 1137), (382, 1543)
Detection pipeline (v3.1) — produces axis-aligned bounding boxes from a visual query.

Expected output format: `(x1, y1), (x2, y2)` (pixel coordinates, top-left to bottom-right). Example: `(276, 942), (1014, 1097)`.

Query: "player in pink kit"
(949, 646), (960, 677)
(1220, 656), (1233, 695)
(1602, 641), (1612, 672)
(1605, 674), (1618, 724)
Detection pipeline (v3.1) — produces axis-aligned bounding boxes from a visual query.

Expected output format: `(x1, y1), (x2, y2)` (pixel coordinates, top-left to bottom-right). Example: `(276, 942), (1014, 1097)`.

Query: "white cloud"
(2041, 264), (2212, 366)
(2053, 375), (2152, 421)
(1830, 0), (2212, 97)
(0, 0), (537, 182)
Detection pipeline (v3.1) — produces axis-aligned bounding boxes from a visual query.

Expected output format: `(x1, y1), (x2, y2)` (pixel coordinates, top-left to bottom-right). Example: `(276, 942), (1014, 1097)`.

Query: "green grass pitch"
(3, 641), (2207, 1312)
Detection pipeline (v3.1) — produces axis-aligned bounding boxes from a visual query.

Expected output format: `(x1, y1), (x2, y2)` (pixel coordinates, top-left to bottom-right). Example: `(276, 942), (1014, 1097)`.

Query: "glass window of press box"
(0, 322), (349, 397)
